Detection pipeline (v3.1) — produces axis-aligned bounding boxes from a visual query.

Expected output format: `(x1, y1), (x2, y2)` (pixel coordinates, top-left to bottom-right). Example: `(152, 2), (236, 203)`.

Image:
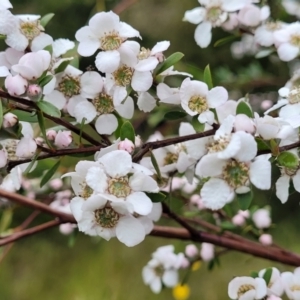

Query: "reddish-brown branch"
(113, 0), (139, 15)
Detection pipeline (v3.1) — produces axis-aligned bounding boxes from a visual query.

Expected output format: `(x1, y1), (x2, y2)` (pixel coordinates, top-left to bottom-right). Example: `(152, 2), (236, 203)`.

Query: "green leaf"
(203, 65), (213, 89)
(155, 52), (184, 76)
(120, 121), (135, 143)
(236, 101), (253, 118)
(255, 138), (270, 151)
(12, 110), (38, 123)
(37, 111), (52, 149)
(43, 44), (53, 55)
(145, 192), (166, 203)
(0, 99), (3, 128)
(262, 268), (273, 285)
(54, 59), (71, 74)
(214, 35), (240, 47)
(40, 13), (55, 28)
(220, 221), (236, 230)
(40, 160), (61, 187)
(277, 151), (299, 168)
(0, 208), (13, 233)
(237, 190), (253, 210)
(38, 74), (53, 87)
(255, 49), (274, 59)
(164, 110), (187, 120)
(37, 100), (61, 118)
(150, 151), (162, 180)
(0, 34), (6, 40)
(250, 271), (259, 278)
(192, 115), (205, 132)
(23, 152), (39, 175)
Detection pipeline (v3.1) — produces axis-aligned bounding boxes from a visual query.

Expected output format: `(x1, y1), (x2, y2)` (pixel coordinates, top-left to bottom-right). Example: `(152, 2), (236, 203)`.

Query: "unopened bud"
(200, 243), (214, 261)
(54, 130), (72, 148)
(259, 233), (272, 245)
(5, 74), (27, 96)
(49, 178), (63, 190)
(185, 244), (198, 258)
(16, 136), (37, 158)
(232, 214), (245, 226)
(46, 129), (57, 141)
(59, 223), (76, 235)
(3, 113), (18, 128)
(26, 84), (43, 102)
(118, 138), (135, 153)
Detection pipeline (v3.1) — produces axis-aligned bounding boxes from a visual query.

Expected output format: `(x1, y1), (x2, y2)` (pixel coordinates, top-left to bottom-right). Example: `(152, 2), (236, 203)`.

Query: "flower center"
(108, 176), (131, 198)
(94, 206), (119, 228)
(222, 160), (249, 189)
(206, 6), (225, 26)
(188, 95), (208, 114)
(92, 93), (115, 114)
(288, 87), (300, 104)
(283, 166), (298, 177)
(1, 139), (18, 161)
(237, 284), (255, 298)
(207, 137), (230, 153)
(164, 152), (178, 165)
(291, 285), (300, 291)
(290, 34), (300, 47)
(138, 47), (151, 60)
(58, 75), (81, 97)
(266, 21), (282, 31)
(100, 30), (123, 51)
(113, 65), (133, 86)
(154, 265), (164, 277)
(20, 20), (42, 40)
(80, 183), (93, 200)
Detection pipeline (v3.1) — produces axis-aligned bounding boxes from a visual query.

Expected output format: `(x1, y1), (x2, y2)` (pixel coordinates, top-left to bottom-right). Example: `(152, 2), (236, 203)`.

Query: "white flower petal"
(95, 50), (120, 73)
(250, 159), (271, 190)
(85, 166), (108, 193)
(126, 192), (153, 215)
(95, 114), (118, 135)
(194, 22), (212, 48)
(137, 92), (156, 112)
(131, 71), (153, 92)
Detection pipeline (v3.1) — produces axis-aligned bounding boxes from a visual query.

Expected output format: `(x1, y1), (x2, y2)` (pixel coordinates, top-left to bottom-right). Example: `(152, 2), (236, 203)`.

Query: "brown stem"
(113, 0), (139, 14)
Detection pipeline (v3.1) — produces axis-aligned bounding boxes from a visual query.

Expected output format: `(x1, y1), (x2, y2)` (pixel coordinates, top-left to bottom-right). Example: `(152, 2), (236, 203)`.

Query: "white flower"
(75, 11), (140, 73)
(71, 195), (147, 246)
(252, 208), (271, 229)
(180, 78), (228, 124)
(255, 22), (286, 47)
(142, 245), (183, 293)
(238, 4), (270, 27)
(183, 0), (248, 48)
(5, 14), (53, 51)
(200, 243), (214, 261)
(274, 22), (300, 61)
(281, 267), (300, 299)
(228, 276), (267, 300)
(258, 268), (284, 297)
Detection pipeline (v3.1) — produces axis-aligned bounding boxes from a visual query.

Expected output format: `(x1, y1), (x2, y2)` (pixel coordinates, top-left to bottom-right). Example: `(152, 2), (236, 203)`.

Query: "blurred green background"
(1, 0), (300, 299)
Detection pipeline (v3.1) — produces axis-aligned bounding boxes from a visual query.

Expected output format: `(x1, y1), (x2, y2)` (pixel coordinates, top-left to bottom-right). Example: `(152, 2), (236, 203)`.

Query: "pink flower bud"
(180, 257), (190, 269)
(234, 114), (255, 134)
(5, 74), (27, 96)
(35, 137), (44, 146)
(252, 208), (271, 229)
(3, 113), (18, 128)
(0, 149), (7, 168)
(261, 100), (273, 110)
(200, 243), (214, 261)
(49, 178), (63, 190)
(54, 131), (72, 148)
(26, 84), (42, 102)
(16, 136), (37, 158)
(232, 214), (245, 226)
(185, 244), (198, 258)
(118, 138), (135, 153)
(59, 223), (76, 235)
(238, 209), (250, 219)
(259, 233), (273, 245)
(46, 129), (57, 141)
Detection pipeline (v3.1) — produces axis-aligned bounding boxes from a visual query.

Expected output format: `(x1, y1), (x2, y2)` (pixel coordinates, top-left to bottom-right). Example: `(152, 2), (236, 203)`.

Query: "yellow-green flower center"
(20, 20), (42, 40)
(291, 34), (300, 47)
(58, 75), (81, 97)
(138, 47), (151, 60)
(80, 183), (93, 200)
(188, 95), (208, 114)
(266, 21), (282, 31)
(237, 284), (255, 298)
(291, 284), (300, 291)
(222, 160), (249, 189)
(206, 6), (223, 24)
(288, 87), (300, 104)
(207, 137), (230, 153)
(92, 93), (115, 114)
(108, 176), (131, 198)
(113, 65), (133, 86)
(94, 206), (119, 228)
(100, 31), (123, 51)
(164, 152), (178, 165)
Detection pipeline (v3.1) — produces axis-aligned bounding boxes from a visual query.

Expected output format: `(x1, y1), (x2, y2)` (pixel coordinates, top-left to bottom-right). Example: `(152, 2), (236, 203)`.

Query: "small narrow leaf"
(220, 221), (236, 230)
(54, 60), (71, 74)
(40, 160), (61, 187)
(164, 110), (187, 120)
(38, 74), (53, 87)
(155, 52), (184, 75)
(0, 99), (3, 128)
(0, 208), (13, 233)
(237, 190), (253, 210)
(236, 101), (253, 118)
(277, 151), (299, 168)
(23, 152), (39, 175)
(12, 110), (38, 123)
(203, 65), (213, 89)
(263, 268), (273, 285)
(120, 121), (135, 143)
(255, 49), (274, 59)
(270, 139), (280, 156)
(150, 151), (162, 180)
(37, 111), (52, 149)
(145, 192), (166, 203)
(40, 13), (55, 28)
(214, 35), (240, 47)
(37, 100), (61, 118)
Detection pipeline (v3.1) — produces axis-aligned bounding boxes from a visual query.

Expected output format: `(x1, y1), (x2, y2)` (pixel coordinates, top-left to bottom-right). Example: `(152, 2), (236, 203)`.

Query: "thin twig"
(113, 0), (139, 15)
